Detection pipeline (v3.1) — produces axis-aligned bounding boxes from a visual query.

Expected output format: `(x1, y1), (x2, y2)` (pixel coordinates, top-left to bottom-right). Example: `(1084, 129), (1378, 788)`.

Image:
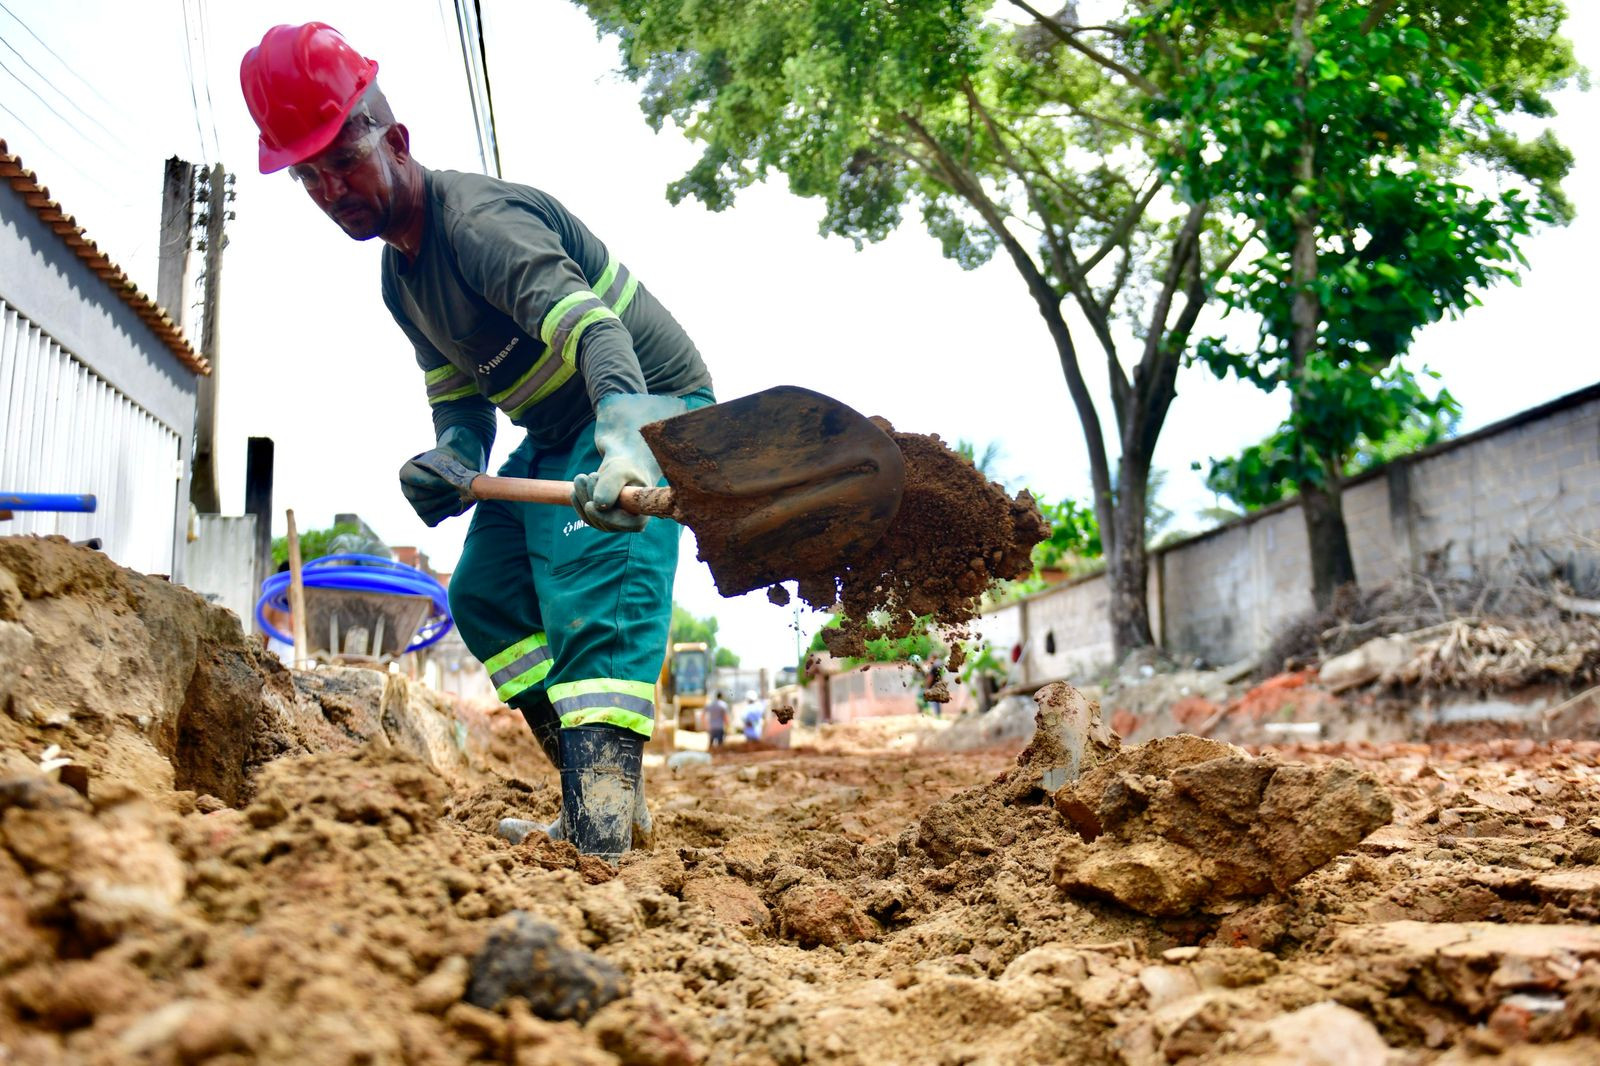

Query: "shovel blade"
(642, 387), (904, 596)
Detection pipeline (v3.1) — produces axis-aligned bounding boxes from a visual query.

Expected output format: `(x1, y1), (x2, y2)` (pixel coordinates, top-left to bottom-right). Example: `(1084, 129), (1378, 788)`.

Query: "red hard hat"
(240, 23), (379, 174)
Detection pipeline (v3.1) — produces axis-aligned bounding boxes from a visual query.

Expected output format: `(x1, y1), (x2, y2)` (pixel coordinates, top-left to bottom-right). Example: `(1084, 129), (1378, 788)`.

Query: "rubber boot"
(559, 724), (645, 864)
(497, 692), (567, 845)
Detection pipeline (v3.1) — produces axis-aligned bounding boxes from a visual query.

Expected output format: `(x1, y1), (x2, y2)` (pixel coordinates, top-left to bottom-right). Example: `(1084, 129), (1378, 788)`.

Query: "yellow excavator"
(651, 641), (710, 750)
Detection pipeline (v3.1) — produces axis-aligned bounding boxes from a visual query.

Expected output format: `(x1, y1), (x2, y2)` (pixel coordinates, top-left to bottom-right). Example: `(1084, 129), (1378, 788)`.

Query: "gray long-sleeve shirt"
(381, 168), (712, 450)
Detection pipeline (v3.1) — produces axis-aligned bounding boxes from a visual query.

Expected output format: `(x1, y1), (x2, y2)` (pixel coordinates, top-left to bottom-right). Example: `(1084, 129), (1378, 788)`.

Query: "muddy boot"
(632, 777), (655, 851)
(495, 815), (565, 845)
(559, 724), (644, 864)
(497, 694), (569, 845)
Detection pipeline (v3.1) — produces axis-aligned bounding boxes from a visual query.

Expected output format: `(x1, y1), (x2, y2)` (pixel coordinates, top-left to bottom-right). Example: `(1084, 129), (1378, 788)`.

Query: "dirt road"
(4, 538), (1600, 1063)
(7, 718), (1600, 1063)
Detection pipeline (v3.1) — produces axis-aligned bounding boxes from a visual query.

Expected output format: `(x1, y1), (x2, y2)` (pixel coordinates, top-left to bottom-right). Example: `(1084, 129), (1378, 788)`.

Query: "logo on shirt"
(477, 335), (520, 375)
(562, 520), (585, 537)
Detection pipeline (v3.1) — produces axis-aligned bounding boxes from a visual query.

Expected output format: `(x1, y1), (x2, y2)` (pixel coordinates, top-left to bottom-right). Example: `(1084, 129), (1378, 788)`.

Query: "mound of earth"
(7, 537), (1600, 1064)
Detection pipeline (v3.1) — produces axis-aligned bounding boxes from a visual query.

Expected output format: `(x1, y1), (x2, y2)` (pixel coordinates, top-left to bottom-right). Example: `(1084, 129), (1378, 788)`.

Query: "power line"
(450, 0), (501, 177)
(177, 0), (210, 162)
(0, 33), (138, 156)
(0, 51), (141, 173)
(195, 0), (223, 162)
(0, 0), (138, 130)
(473, 0), (502, 177)
(0, 97), (132, 203)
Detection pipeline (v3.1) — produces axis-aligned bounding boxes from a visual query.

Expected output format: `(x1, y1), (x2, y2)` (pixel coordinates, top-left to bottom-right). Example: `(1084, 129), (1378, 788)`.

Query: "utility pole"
(189, 163), (234, 514)
(243, 436), (275, 623)
(155, 157), (194, 327)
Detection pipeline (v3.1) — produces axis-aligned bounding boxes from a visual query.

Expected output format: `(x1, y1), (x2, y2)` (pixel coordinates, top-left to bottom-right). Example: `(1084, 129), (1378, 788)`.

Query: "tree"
(955, 439), (1006, 482)
(806, 613), (938, 669)
(1139, 0), (1577, 607)
(572, 0), (1251, 661)
(670, 603), (744, 667)
(270, 520), (362, 569)
(1205, 365), (1461, 511)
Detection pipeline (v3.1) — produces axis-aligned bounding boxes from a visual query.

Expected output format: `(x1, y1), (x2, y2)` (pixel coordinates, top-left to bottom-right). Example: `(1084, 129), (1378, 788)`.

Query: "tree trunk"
(1288, 0), (1357, 610)
(1107, 457), (1154, 658)
(1300, 475), (1357, 610)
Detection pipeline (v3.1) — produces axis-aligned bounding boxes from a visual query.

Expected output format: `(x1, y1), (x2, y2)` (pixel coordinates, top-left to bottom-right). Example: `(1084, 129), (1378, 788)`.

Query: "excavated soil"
(800, 429), (1045, 667)
(661, 420), (1045, 667)
(7, 538), (1600, 1064)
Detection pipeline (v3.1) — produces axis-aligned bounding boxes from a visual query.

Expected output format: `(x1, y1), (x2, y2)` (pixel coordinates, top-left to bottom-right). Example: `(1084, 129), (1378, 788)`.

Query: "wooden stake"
(286, 508), (309, 669)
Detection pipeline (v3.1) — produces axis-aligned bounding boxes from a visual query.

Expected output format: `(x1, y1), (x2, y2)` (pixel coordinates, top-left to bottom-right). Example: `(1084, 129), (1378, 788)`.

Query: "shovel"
(419, 386), (905, 596)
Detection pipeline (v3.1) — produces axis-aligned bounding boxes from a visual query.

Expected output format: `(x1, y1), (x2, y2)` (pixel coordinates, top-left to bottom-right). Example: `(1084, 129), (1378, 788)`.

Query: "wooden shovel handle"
(468, 475), (676, 517)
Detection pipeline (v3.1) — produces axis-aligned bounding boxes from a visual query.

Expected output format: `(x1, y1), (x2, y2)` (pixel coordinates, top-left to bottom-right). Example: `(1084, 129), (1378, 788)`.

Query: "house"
(0, 139), (207, 578)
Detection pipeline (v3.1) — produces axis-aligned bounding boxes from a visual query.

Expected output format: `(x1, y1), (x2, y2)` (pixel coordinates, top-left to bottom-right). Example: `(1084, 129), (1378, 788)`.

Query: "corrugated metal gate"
(0, 299), (182, 575)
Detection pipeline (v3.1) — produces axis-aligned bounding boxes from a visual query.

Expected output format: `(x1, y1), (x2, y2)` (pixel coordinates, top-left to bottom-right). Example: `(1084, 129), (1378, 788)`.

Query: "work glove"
(571, 393), (686, 533)
(399, 425), (487, 527)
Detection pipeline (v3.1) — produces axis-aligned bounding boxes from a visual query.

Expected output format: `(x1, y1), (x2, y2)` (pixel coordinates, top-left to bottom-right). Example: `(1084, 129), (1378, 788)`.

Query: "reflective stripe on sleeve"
(425, 364), (476, 405)
(541, 290), (619, 365)
(490, 348), (576, 419)
(486, 631), (551, 703)
(550, 677), (657, 738)
(595, 257), (640, 316)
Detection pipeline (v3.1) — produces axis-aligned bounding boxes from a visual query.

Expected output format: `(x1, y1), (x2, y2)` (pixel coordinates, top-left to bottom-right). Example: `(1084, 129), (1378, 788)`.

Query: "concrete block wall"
(1405, 398), (1600, 576)
(987, 386), (1600, 684)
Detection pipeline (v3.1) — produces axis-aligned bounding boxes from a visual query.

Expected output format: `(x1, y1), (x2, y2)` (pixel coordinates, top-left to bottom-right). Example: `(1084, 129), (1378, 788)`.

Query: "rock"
(1318, 634), (1417, 692)
(774, 884), (877, 948)
(1053, 739), (1392, 916)
(1336, 921), (1600, 1017)
(1000, 682), (1119, 803)
(1252, 1002), (1391, 1064)
(682, 874), (770, 936)
(465, 911), (626, 1021)
(667, 751), (712, 773)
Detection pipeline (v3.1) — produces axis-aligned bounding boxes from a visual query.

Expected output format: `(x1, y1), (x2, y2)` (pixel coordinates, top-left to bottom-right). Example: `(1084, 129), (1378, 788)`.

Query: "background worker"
(240, 22), (714, 863)
(740, 691), (765, 743)
(705, 691), (729, 749)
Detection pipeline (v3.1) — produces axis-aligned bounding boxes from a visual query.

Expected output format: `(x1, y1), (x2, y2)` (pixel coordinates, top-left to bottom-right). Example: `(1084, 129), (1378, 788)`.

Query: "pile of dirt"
(11, 537), (1600, 1063)
(800, 428), (1046, 668)
(0, 537), (474, 806)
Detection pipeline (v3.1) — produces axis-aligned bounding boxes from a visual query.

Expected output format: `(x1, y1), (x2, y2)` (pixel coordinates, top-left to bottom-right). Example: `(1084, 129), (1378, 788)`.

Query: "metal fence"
(0, 299), (182, 575)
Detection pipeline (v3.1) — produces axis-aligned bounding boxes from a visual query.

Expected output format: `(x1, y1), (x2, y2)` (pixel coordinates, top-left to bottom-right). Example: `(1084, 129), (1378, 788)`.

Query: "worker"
(740, 691), (765, 743)
(240, 24), (714, 863)
(704, 691), (729, 749)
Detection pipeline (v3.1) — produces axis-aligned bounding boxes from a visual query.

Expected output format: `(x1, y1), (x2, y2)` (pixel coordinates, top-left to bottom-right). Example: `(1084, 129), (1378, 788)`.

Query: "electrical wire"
(194, 0), (222, 163)
(0, 60), (142, 198)
(0, 52), (130, 162)
(177, 0), (209, 162)
(0, 0), (139, 131)
(254, 554), (455, 653)
(0, 33), (138, 156)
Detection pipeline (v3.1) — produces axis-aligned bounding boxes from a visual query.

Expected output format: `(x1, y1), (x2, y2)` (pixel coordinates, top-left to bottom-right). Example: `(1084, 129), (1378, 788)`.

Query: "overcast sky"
(2, 1), (1596, 671)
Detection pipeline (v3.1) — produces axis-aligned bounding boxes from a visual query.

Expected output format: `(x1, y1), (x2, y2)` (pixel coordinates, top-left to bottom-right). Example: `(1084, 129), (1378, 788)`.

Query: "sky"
(1, 0), (1596, 672)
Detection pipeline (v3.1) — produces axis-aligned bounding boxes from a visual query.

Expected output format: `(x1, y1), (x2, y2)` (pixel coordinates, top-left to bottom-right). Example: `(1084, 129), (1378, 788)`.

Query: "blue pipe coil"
(0, 492), (97, 513)
(254, 553), (453, 653)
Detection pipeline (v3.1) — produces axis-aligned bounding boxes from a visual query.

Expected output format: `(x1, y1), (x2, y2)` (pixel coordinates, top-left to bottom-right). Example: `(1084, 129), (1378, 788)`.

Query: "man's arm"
(449, 199), (647, 407)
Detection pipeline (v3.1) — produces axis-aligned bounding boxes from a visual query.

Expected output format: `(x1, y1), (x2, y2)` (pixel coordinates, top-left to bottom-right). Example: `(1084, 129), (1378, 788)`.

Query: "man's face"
(290, 120), (399, 240)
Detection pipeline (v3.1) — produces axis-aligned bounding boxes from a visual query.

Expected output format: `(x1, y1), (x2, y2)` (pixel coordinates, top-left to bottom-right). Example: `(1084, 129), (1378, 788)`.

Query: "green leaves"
(1205, 362), (1461, 510)
(1030, 495), (1103, 571)
(1140, 0), (1571, 521)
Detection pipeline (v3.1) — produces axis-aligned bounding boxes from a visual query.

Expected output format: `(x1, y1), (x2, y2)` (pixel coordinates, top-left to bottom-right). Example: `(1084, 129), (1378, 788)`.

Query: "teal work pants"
(448, 390), (713, 743)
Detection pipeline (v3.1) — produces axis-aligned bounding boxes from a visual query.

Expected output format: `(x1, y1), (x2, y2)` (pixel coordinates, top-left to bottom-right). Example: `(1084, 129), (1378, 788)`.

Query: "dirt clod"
(1053, 736), (1395, 915)
(464, 911), (626, 1020)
